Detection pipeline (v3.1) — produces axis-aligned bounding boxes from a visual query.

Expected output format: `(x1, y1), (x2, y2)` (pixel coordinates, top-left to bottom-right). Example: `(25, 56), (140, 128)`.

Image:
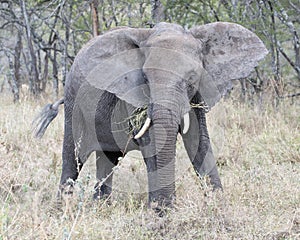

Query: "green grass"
(0, 92), (299, 239)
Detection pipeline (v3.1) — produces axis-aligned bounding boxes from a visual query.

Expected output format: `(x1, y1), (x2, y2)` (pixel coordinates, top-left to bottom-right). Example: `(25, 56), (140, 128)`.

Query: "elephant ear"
(71, 27), (154, 108)
(190, 22), (268, 108)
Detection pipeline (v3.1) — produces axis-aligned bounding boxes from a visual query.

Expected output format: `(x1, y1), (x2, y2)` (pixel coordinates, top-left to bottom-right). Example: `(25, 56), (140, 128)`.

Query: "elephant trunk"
(151, 104), (179, 207)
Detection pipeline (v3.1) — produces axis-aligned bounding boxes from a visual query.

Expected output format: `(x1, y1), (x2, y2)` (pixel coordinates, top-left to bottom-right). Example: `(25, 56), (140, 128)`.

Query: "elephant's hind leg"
(94, 151), (122, 200)
(58, 120), (84, 200)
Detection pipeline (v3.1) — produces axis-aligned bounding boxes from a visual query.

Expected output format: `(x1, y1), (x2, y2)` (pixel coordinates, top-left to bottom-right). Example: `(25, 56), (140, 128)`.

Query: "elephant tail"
(32, 98), (64, 138)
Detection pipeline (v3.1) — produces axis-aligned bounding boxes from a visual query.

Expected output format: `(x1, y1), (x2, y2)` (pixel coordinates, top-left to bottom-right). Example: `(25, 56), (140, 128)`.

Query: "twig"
(282, 92), (300, 98)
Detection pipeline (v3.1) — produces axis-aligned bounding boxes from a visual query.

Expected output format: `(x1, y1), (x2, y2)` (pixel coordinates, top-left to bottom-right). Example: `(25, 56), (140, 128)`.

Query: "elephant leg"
(58, 121), (83, 199)
(182, 106), (222, 190)
(135, 129), (159, 207)
(94, 151), (122, 200)
(143, 155), (159, 206)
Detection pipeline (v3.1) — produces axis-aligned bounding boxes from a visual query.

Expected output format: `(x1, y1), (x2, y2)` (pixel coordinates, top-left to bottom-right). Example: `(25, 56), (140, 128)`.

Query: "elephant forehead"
(142, 47), (203, 79)
(145, 33), (200, 55)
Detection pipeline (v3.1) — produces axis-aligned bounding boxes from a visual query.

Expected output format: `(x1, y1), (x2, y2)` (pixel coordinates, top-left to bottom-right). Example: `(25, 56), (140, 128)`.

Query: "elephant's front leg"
(182, 106), (222, 190)
(143, 155), (159, 206)
(94, 151), (122, 200)
(135, 131), (159, 207)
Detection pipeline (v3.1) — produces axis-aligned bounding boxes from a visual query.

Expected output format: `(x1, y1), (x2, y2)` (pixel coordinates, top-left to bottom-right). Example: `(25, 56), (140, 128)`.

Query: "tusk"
(182, 113), (190, 134)
(134, 118), (151, 139)
(52, 98), (64, 110)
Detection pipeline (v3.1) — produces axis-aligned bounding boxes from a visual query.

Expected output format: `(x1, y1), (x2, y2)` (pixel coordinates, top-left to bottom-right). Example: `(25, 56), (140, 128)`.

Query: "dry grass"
(0, 92), (299, 240)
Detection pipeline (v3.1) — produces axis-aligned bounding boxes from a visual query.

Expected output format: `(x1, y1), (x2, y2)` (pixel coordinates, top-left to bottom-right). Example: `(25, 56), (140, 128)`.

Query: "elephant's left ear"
(190, 22), (268, 108)
(77, 27), (154, 108)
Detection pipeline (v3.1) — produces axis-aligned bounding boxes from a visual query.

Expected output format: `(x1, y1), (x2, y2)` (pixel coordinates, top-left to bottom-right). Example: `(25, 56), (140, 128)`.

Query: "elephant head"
(70, 22), (267, 206)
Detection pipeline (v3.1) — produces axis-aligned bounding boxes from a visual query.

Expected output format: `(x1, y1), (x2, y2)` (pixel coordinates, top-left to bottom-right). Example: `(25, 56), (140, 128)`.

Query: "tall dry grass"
(0, 91), (299, 240)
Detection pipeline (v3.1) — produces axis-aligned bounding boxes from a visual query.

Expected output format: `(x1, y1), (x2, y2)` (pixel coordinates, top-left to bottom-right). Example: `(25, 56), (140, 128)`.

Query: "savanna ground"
(0, 89), (299, 240)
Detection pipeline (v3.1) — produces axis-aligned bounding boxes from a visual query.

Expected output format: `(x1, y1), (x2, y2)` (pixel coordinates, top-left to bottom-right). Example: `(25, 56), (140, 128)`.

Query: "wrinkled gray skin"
(34, 22), (267, 211)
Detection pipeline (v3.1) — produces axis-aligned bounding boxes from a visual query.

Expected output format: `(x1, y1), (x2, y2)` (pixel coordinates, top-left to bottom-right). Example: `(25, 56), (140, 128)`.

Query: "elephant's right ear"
(73, 27), (154, 108)
(190, 22), (268, 108)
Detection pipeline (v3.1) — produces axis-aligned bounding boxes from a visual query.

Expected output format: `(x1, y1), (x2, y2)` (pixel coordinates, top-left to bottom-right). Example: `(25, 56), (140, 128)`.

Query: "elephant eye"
(187, 73), (198, 85)
(186, 74), (200, 91)
(142, 73), (148, 83)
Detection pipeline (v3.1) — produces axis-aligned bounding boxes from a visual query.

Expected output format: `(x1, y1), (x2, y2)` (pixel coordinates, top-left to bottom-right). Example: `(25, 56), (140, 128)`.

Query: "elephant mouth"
(127, 106), (152, 139)
(128, 101), (209, 139)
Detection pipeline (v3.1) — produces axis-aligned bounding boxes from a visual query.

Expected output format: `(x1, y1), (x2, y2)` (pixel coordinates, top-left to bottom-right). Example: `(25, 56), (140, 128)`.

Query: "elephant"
(33, 22), (267, 211)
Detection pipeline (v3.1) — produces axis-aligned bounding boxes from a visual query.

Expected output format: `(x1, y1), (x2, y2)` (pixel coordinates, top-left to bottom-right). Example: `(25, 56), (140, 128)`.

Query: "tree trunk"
(275, 0), (300, 81)
(61, 1), (71, 86)
(264, 0), (281, 100)
(41, 54), (48, 92)
(90, 0), (100, 37)
(151, 0), (165, 25)
(20, 0), (40, 95)
(14, 29), (22, 92)
(52, 42), (59, 97)
(5, 52), (19, 102)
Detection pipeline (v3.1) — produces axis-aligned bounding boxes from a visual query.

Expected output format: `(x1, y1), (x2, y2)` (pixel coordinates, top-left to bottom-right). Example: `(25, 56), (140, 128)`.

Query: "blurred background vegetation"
(0, 0), (299, 104)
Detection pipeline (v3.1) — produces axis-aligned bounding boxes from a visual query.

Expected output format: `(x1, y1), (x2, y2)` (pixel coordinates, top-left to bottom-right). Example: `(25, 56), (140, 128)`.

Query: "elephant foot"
(56, 183), (75, 209)
(149, 195), (175, 217)
(93, 182), (112, 201)
(209, 175), (223, 191)
(208, 166), (223, 191)
(153, 201), (174, 217)
(144, 211), (167, 231)
(153, 206), (169, 217)
(148, 200), (168, 217)
(148, 190), (159, 206)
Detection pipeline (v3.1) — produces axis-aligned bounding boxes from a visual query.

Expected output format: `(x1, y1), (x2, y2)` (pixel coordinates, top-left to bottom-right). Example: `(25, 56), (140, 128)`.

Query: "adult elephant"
(34, 22), (267, 210)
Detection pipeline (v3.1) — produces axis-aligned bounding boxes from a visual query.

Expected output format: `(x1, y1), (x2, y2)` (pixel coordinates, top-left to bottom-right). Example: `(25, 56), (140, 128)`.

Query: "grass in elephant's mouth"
(0, 91), (299, 239)
(127, 102), (209, 135)
(128, 106), (148, 135)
